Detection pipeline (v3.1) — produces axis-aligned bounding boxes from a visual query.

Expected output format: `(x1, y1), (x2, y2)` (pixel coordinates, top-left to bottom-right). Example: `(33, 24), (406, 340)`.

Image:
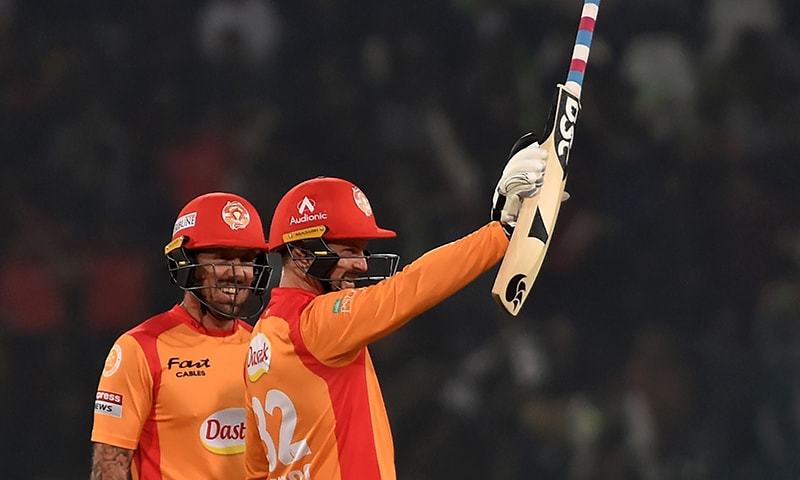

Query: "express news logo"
(95, 390), (123, 418)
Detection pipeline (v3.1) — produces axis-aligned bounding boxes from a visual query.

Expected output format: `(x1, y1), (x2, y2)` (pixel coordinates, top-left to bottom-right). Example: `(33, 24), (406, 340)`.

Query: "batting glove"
(491, 133), (547, 234)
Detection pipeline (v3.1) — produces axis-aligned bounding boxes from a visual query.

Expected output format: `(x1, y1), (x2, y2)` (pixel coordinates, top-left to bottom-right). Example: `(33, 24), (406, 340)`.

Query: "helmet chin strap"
(287, 242), (338, 293)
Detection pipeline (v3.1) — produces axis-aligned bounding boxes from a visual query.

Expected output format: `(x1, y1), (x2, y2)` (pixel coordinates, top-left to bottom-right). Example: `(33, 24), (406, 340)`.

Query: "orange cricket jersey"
(91, 304), (253, 480)
(243, 222), (508, 479)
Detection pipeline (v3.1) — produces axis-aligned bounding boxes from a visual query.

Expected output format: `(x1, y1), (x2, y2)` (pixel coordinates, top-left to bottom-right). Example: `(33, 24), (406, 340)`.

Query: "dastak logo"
(200, 408), (246, 454)
(247, 333), (271, 382)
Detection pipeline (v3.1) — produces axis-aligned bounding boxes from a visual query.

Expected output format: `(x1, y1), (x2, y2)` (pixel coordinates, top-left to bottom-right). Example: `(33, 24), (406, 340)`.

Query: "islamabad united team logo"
(352, 187), (373, 217)
(102, 344), (122, 378)
(221, 201), (251, 231)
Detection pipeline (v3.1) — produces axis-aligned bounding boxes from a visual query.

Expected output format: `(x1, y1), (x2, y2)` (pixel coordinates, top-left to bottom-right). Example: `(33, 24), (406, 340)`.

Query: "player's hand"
(491, 133), (547, 232)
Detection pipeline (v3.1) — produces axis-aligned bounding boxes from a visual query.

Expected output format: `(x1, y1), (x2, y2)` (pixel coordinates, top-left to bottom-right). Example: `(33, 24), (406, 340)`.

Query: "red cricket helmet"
(166, 192), (270, 253)
(164, 192), (272, 321)
(269, 177), (396, 251)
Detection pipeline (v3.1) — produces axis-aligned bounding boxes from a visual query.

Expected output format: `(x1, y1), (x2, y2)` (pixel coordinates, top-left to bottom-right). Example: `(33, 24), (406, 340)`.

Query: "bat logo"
(528, 207), (549, 244)
(554, 90), (581, 173)
(505, 274), (528, 312)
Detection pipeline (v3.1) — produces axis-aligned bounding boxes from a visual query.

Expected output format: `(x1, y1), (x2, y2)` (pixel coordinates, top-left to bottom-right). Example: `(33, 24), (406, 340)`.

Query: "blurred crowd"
(1, 0), (800, 478)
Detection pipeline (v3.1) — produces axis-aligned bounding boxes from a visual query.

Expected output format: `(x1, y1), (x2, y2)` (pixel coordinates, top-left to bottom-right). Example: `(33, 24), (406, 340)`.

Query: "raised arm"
(300, 222), (509, 365)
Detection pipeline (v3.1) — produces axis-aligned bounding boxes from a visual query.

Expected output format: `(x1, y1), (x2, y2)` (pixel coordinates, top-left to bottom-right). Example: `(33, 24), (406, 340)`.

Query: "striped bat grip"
(564, 0), (601, 99)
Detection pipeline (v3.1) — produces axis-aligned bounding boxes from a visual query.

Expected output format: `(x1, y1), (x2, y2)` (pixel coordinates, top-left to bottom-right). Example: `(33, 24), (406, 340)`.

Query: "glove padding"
(491, 133), (547, 230)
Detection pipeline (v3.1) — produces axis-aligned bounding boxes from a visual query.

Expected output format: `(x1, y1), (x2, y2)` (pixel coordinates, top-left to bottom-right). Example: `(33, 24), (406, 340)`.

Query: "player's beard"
(327, 272), (357, 291)
(200, 284), (252, 318)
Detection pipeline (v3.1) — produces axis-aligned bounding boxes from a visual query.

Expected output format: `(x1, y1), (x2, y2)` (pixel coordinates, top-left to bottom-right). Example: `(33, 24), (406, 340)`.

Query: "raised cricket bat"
(492, 0), (601, 315)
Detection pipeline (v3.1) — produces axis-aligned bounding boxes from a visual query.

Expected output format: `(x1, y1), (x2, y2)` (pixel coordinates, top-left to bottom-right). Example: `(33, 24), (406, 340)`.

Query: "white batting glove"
(492, 142), (547, 228)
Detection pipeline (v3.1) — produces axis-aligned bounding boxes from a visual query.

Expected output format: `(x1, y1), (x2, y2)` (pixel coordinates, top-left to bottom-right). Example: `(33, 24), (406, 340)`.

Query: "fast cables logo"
(167, 356), (211, 378)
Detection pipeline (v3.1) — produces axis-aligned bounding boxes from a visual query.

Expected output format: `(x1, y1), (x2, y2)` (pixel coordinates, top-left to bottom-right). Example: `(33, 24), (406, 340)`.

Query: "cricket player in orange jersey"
(243, 139), (551, 479)
(90, 192), (272, 480)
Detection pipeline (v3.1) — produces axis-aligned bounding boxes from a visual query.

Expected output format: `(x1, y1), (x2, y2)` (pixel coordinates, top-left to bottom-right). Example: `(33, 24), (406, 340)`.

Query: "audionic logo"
(298, 196), (315, 214)
(200, 408), (246, 455)
(290, 196), (328, 225)
(247, 333), (271, 382)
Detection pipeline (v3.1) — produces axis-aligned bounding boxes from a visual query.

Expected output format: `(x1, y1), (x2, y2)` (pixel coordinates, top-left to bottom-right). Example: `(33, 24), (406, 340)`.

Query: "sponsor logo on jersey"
(332, 291), (354, 314)
(102, 344), (122, 378)
(352, 187), (373, 217)
(290, 196), (328, 225)
(222, 201), (251, 230)
(247, 333), (271, 382)
(167, 356), (211, 378)
(173, 212), (197, 236)
(95, 390), (123, 418)
(200, 408), (246, 455)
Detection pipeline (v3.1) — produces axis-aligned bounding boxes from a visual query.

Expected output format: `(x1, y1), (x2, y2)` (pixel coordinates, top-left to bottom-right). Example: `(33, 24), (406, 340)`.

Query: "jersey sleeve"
(90, 334), (154, 450)
(244, 389), (271, 479)
(301, 221), (509, 366)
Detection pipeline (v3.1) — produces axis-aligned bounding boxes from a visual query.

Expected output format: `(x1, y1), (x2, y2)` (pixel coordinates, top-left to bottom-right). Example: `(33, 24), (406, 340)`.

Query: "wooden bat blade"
(492, 85), (581, 315)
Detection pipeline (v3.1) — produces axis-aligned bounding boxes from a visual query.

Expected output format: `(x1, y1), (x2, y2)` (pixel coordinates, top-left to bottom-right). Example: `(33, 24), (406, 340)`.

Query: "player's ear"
(166, 247), (197, 288)
(286, 244), (313, 269)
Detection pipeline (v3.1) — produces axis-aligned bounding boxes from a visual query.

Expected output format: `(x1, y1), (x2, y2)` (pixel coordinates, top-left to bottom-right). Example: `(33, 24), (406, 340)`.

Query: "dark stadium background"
(2, 0), (800, 478)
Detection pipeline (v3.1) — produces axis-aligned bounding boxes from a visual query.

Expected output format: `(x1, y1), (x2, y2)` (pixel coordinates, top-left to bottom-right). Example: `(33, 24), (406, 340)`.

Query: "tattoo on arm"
(90, 443), (133, 480)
